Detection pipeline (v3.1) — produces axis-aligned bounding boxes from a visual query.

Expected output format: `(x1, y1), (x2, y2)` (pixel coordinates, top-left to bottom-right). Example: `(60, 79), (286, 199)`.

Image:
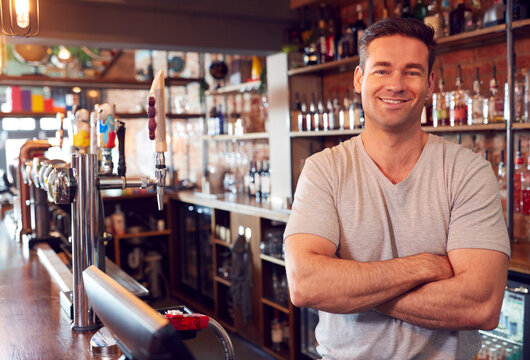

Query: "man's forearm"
(376, 250), (508, 330)
(286, 235), (454, 314)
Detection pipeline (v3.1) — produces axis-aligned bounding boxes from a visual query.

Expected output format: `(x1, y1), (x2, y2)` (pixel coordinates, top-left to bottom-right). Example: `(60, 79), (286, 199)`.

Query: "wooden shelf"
(0, 111), (63, 117)
(213, 238), (231, 248)
(288, 56), (359, 76)
(203, 132), (269, 141)
(214, 275), (232, 287)
(261, 254), (286, 267)
(262, 297), (290, 314)
(205, 80), (261, 96)
(424, 123), (507, 133)
(0, 75), (203, 90)
(290, 129), (362, 137)
(114, 229), (171, 241)
(167, 113), (205, 120)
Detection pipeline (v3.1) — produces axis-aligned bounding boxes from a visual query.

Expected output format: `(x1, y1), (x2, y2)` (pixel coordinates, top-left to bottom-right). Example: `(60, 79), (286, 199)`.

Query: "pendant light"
(1, 0), (39, 37)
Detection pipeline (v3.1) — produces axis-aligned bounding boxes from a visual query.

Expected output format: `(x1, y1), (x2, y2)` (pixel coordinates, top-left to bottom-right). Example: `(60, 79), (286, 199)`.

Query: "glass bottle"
(320, 96), (328, 131)
(525, 68), (530, 123)
(271, 310), (283, 352)
(260, 160), (271, 200)
(450, 0), (472, 35)
(353, 4), (366, 55)
(450, 64), (468, 126)
(514, 69), (525, 123)
(488, 64), (505, 123)
(254, 160), (262, 199)
(337, 25), (354, 60)
(467, 67), (485, 125)
(293, 92), (303, 131)
(413, 0), (427, 21)
(514, 139), (525, 242)
(441, 0), (451, 36)
(299, 95), (308, 131)
(318, 4), (328, 64)
(402, 0), (413, 18)
(308, 94), (317, 131)
(498, 149), (507, 214)
(432, 67), (449, 127)
(315, 96), (324, 131)
(344, 89), (352, 129)
(326, 93), (335, 130)
(333, 91), (343, 130)
(248, 160), (257, 197)
(326, 10), (336, 62)
(424, 0), (444, 39)
(382, 0), (389, 19)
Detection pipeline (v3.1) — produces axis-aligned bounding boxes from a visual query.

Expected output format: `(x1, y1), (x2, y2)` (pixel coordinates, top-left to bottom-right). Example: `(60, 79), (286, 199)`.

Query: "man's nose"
(385, 73), (406, 92)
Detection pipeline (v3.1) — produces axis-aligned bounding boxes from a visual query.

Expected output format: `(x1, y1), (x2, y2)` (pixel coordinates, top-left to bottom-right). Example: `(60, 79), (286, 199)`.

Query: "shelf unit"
(205, 80), (261, 96)
(203, 132), (269, 141)
(112, 229), (171, 267)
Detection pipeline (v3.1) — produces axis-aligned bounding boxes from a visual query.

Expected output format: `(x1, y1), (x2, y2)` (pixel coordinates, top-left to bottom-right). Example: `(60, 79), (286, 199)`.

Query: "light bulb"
(14, 0), (30, 28)
(58, 47), (71, 61)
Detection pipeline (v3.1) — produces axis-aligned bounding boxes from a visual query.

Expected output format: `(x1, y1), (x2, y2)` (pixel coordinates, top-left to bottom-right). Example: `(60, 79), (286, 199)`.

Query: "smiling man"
(284, 18), (510, 359)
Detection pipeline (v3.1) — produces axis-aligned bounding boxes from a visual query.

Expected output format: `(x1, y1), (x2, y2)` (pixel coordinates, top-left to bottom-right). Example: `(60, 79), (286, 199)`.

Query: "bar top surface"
(0, 222), (94, 360)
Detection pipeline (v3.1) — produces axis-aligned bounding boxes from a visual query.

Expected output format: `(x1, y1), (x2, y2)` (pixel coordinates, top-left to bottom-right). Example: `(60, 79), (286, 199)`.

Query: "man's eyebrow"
(404, 63), (426, 72)
(372, 61), (391, 67)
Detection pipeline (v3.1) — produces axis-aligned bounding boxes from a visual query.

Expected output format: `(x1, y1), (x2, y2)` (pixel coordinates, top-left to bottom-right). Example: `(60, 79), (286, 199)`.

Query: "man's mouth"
(380, 98), (408, 104)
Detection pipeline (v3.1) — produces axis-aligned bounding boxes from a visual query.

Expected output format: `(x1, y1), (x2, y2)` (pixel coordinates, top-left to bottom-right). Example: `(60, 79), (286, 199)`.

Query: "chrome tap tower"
(46, 70), (168, 331)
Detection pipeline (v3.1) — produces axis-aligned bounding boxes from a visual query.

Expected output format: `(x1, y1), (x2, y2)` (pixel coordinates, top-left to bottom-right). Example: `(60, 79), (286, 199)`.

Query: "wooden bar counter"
(0, 222), (94, 360)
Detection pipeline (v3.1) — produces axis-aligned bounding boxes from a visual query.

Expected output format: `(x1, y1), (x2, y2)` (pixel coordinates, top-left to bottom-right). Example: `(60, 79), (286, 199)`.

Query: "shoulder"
(432, 135), (490, 176)
(307, 137), (357, 171)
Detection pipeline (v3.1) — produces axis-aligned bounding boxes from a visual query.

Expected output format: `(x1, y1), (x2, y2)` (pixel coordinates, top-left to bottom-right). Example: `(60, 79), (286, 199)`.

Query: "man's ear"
(426, 70), (435, 101)
(354, 66), (362, 94)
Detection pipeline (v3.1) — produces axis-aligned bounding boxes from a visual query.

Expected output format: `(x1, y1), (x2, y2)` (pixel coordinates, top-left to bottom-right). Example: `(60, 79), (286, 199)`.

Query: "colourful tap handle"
(149, 69), (167, 153)
(116, 120), (126, 176)
(98, 103), (117, 149)
(73, 109), (91, 150)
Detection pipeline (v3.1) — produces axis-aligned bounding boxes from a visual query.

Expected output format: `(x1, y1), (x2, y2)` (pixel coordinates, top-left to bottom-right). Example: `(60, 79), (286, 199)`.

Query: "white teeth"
(381, 99), (405, 104)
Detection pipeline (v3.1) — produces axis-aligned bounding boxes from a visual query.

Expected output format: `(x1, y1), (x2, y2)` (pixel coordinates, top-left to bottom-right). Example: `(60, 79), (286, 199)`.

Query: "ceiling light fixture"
(0, 0), (39, 37)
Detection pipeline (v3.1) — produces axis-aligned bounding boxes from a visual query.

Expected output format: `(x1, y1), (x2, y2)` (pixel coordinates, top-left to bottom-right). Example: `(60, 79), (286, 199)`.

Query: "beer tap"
(97, 103), (117, 175)
(149, 69), (167, 211)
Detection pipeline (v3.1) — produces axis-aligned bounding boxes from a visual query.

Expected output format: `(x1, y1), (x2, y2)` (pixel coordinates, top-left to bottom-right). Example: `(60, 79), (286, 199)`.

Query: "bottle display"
(353, 4), (367, 55)
(432, 67), (449, 127)
(450, 0), (472, 35)
(489, 65), (505, 124)
(450, 65), (468, 126)
(467, 67), (486, 125)
(271, 310), (283, 352)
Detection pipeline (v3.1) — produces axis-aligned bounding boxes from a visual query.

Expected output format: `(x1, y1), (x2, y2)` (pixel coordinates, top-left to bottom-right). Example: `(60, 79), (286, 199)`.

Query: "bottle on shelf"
(254, 160), (262, 199)
(514, 139), (525, 242)
(318, 4), (328, 65)
(401, 0), (413, 18)
(467, 67), (486, 125)
(326, 9), (337, 62)
(337, 25), (355, 60)
(498, 149), (507, 213)
(320, 96), (329, 131)
(381, 0), (389, 19)
(450, 0), (472, 35)
(450, 66), (468, 127)
(413, 0), (427, 21)
(260, 160), (271, 200)
(394, 0), (403, 17)
(470, 0), (483, 31)
(315, 96), (324, 131)
(521, 141), (530, 241)
(336, 91), (345, 130)
(424, 0), (444, 39)
(271, 309), (283, 352)
(307, 94), (316, 131)
(293, 92), (304, 132)
(248, 160), (257, 197)
(432, 67), (449, 127)
(441, 0), (451, 36)
(344, 89), (352, 130)
(488, 64), (505, 124)
(514, 68), (526, 123)
(353, 4), (367, 55)
(353, 90), (364, 128)
(326, 93), (335, 130)
(483, 0), (506, 28)
(217, 104), (225, 135)
(525, 68), (530, 124)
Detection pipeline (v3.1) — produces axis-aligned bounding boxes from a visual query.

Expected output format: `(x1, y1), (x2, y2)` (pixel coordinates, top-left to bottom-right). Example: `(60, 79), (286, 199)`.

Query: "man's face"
(354, 35), (434, 132)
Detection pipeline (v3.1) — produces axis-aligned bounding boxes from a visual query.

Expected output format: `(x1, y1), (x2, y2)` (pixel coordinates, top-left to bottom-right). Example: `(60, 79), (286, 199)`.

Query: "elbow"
(464, 303), (501, 331)
(286, 271), (313, 308)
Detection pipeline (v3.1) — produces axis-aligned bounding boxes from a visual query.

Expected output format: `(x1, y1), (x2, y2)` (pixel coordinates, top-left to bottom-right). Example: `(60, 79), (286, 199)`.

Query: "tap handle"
(117, 120), (126, 177)
(149, 69), (167, 153)
(56, 112), (65, 148)
(98, 103), (117, 149)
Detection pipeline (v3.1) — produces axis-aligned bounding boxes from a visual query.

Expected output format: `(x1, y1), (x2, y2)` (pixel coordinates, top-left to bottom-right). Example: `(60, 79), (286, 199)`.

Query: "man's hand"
(415, 253), (454, 282)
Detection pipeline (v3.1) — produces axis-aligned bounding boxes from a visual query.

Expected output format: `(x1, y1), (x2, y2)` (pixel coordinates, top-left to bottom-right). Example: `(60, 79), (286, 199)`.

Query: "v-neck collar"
(355, 134), (433, 191)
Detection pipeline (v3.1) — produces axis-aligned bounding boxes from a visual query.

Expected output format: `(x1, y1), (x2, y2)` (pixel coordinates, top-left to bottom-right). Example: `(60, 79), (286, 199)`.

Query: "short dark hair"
(359, 18), (436, 75)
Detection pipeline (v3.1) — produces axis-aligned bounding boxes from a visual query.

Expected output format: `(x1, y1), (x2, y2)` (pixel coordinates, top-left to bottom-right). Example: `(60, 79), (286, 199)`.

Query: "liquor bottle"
(402, 0), (413, 18)
(483, 0), (506, 28)
(320, 96), (328, 131)
(394, 0), (403, 17)
(243, 161), (252, 195)
(498, 149), (507, 213)
(209, 106), (218, 135)
(260, 160), (271, 200)
(293, 92), (303, 131)
(218, 104), (225, 135)
(353, 5), (366, 55)
(488, 64), (505, 123)
(450, 0), (472, 35)
(449, 64), (467, 126)
(382, 0), (389, 19)
(432, 67), (449, 127)
(248, 160), (257, 197)
(254, 160), (262, 198)
(514, 139), (525, 241)
(326, 93), (335, 130)
(353, 91), (364, 128)
(424, 0), (444, 39)
(316, 96), (324, 131)
(344, 89), (352, 130)
(522, 142), (530, 223)
(306, 94), (315, 131)
(326, 10), (337, 62)
(337, 25), (354, 60)
(525, 68), (530, 124)
(470, 0), (483, 31)
(271, 310), (283, 352)
(413, 0), (427, 21)
(348, 90), (356, 130)
(441, 0), (451, 36)
(318, 4), (328, 64)
(333, 91), (342, 130)
(467, 67), (485, 125)
(514, 69), (525, 123)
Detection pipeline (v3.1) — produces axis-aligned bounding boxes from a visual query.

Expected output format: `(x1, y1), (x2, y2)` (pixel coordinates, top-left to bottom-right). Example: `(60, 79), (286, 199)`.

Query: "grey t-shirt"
(284, 134), (511, 360)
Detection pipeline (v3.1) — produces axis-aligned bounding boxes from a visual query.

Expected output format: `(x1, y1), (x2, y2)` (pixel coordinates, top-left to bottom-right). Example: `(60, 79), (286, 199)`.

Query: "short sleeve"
(447, 157), (511, 257)
(284, 152), (340, 247)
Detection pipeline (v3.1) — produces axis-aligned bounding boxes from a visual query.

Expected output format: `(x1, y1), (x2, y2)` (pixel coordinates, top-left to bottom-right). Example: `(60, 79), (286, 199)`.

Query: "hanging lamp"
(1, 0), (39, 37)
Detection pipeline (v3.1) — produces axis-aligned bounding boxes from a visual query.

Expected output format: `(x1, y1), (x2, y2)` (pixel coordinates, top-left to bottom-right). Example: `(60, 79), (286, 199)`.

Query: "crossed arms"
(284, 233), (508, 330)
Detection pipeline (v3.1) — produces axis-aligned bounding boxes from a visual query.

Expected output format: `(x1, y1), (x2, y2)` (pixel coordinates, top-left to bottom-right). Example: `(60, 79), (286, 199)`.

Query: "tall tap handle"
(98, 103), (117, 149)
(149, 69), (167, 153)
(56, 112), (65, 148)
(116, 120), (126, 177)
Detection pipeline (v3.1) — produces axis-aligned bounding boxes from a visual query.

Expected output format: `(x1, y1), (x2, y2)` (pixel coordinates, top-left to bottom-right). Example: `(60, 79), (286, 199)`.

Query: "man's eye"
(407, 71), (421, 76)
(375, 70), (387, 75)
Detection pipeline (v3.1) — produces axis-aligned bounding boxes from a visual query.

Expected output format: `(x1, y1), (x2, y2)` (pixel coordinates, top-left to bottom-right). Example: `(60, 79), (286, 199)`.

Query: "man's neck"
(361, 124), (428, 185)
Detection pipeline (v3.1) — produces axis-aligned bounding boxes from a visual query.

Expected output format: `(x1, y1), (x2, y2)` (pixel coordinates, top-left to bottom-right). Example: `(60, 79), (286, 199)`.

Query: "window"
(1, 118), (36, 131)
